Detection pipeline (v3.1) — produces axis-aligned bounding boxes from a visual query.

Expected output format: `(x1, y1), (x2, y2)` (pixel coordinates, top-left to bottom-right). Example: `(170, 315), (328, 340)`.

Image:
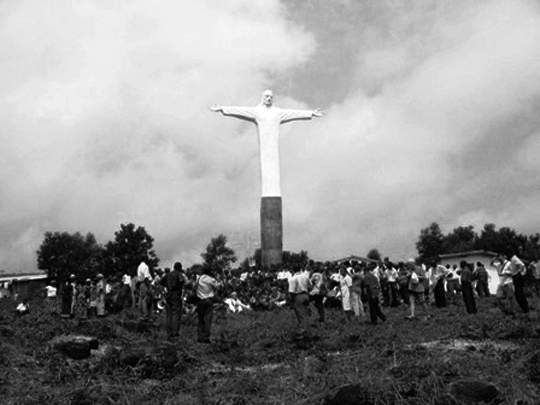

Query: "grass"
(1, 296), (540, 404)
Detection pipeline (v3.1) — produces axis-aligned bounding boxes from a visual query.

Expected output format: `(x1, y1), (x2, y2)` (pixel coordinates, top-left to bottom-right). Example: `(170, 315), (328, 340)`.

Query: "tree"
(476, 223), (527, 258)
(416, 222), (445, 263)
(366, 248), (382, 262)
(104, 223), (160, 278)
(443, 225), (478, 253)
(37, 231), (103, 282)
(282, 250), (309, 271)
(201, 234), (237, 273)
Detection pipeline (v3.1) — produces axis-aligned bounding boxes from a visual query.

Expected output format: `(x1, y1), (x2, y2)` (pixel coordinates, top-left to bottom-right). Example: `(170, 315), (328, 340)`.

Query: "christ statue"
(210, 90), (324, 266)
(210, 89), (324, 197)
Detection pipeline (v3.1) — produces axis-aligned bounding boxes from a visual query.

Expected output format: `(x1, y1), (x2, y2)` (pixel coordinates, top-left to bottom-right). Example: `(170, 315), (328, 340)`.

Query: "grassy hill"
(1, 296), (539, 404)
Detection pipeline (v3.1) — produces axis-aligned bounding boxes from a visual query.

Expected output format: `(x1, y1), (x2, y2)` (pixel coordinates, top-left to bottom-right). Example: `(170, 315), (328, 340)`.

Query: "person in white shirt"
(196, 268), (222, 343)
(509, 254), (529, 313)
(16, 299), (30, 315)
(44, 282), (57, 314)
(224, 292), (251, 313)
(385, 264), (399, 307)
(288, 265), (313, 330)
(490, 255), (516, 315)
(339, 266), (353, 322)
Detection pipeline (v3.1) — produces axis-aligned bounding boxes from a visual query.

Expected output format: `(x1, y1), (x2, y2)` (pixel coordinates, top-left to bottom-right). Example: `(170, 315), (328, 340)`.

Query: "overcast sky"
(2, 0), (540, 273)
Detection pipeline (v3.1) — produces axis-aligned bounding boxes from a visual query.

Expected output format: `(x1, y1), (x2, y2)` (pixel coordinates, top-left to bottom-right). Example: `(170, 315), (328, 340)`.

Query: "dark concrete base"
(260, 197), (283, 268)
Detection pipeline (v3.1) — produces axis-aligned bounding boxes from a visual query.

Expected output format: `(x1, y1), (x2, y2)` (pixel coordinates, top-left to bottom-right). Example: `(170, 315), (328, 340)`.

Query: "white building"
(439, 250), (499, 294)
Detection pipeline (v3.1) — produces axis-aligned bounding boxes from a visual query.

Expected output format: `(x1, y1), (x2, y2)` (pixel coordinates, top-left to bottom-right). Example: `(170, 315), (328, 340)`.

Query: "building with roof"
(333, 255), (380, 265)
(439, 250), (499, 294)
(0, 273), (48, 300)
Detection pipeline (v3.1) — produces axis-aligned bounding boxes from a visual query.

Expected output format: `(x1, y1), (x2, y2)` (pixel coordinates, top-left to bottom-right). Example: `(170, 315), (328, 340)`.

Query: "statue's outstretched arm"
(210, 105), (258, 123)
(312, 108), (325, 117)
(280, 108), (325, 124)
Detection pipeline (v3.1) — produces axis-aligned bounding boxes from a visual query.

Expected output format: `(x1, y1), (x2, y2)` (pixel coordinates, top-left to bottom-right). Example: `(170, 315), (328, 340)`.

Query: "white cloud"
(0, 0), (315, 271)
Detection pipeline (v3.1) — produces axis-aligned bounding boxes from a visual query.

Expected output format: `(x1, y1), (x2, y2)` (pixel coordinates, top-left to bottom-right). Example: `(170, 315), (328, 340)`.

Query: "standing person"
(361, 265), (387, 324)
(397, 263), (410, 305)
(196, 267), (221, 344)
(446, 264), (461, 304)
(139, 277), (154, 320)
(160, 262), (189, 340)
(44, 281), (57, 315)
(339, 266), (354, 322)
(491, 255), (516, 315)
(406, 259), (431, 320)
(60, 277), (74, 318)
(96, 274), (106, 317)
(509, 255), (529, 314)
(74, 281), (89, 321)
(137, 261), (151, 309)
(473, 262), (490, 298)
(529, 259), (540, 297)
(288, 265), (313, 330)
(386, 263), (399, 307)
(88, 280), (98, 318)
(460, 261), (477, 314)
(309, 268), (326, 323)
(431, 260), (448, 308)
(350, 267), (365, 318)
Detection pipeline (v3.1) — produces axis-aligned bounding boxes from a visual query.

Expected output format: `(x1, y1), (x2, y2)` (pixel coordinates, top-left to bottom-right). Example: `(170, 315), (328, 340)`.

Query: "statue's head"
(261, 89), (274, 107)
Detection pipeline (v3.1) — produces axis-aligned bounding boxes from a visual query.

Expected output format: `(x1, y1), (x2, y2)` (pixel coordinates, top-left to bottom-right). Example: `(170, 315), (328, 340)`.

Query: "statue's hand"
(209, 104), (222, 112)
(313, 108), (325, 117)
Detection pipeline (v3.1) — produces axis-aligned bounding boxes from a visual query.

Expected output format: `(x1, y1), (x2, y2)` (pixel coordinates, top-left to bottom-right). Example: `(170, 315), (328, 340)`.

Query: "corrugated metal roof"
(0, 273), (47, 283)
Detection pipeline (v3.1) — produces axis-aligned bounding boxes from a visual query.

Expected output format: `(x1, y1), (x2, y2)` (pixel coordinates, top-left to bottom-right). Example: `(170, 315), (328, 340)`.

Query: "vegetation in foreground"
(1, 296), (540, 405)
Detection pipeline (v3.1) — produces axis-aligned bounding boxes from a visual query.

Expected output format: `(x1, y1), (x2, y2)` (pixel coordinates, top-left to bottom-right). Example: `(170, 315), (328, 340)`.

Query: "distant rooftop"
(0, 272), (47, 282)
(439, 250), (498, 259)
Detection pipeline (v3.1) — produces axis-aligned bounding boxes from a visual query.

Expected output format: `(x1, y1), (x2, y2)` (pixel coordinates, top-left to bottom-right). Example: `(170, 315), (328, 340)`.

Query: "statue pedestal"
(260, 197), (282, 267)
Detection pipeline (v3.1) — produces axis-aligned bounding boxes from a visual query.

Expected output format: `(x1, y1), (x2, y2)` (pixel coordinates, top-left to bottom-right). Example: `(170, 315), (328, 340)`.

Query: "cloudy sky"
(2, 0), (540, 273)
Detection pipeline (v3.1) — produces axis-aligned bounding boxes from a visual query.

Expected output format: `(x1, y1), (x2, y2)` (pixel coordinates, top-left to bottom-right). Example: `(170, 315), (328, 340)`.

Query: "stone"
(449, 380), (502, 404)
(118, 342), (178, 370)
(0, 325), (14, 337)
(324, 384), (380, 405)
(51, 335), (99, 360)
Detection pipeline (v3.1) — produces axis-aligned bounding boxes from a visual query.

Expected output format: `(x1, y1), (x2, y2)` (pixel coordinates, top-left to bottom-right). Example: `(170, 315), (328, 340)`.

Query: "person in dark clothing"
(431, 260), (448, 308)
(473, 262), (490, 297)
(61, 276), (75, 318)
(460, 261), (477, 314)
(361, 265), (386, 324)
(160, 262), (189, 339)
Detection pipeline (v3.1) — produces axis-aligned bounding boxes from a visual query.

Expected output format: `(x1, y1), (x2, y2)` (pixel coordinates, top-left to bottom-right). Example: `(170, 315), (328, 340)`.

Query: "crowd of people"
(37, 253), (540, 343)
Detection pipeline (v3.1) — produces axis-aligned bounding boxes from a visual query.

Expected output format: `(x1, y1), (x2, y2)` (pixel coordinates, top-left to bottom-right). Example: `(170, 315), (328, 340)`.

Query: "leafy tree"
(416, 222), (445, 263)
(476, 223), (527, 258)
(282, 250), (309, 271)
(37, 231), (103, 282)
(366, 248), (382, 262)
(443, 225), (478, 253)
(104, 223), (160, 278)
(201, 234), (237, 273)
(522, 233), (540, 262)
